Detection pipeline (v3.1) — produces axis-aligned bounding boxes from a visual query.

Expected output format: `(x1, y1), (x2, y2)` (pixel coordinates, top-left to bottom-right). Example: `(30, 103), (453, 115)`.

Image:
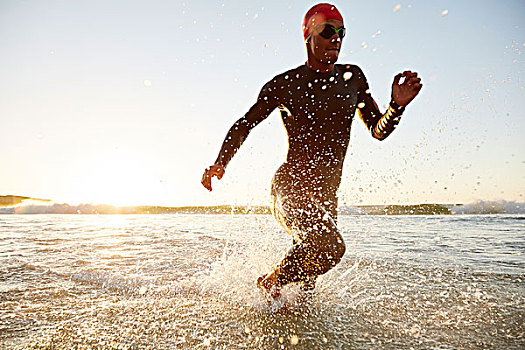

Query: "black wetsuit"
(214, 63), (404, 288)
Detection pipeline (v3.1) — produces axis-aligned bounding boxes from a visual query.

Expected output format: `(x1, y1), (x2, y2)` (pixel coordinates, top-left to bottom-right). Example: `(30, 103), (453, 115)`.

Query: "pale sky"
(1, 0), (524, 206)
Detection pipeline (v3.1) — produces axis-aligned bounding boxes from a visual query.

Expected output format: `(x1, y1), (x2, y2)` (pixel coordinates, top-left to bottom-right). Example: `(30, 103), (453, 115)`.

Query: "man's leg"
(300, 275), (317, 292)
(259, 189), (345, 294)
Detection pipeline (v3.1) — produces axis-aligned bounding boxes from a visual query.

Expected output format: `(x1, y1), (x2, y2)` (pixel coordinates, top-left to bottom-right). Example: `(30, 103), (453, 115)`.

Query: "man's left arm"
(358, 70), (422, 140)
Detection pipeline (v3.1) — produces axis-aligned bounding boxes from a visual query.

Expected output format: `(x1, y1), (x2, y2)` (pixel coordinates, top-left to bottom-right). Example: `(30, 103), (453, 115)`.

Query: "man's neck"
(306, 59), (335, 73)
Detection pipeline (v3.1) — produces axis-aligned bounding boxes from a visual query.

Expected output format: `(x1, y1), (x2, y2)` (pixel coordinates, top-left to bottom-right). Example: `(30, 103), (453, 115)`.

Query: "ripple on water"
(0, 214), (523, 349)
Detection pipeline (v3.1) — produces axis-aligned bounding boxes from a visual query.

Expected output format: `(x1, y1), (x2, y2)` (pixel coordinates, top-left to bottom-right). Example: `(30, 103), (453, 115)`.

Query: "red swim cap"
(303, 3), (344, 41)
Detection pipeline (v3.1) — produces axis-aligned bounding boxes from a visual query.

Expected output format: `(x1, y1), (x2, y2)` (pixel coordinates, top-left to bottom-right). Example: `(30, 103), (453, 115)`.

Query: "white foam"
(450, 200), (525, 214)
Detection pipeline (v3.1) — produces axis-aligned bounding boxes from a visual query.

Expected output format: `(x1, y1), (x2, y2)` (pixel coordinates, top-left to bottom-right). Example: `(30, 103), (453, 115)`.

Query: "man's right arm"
(202, 81), (280, 191)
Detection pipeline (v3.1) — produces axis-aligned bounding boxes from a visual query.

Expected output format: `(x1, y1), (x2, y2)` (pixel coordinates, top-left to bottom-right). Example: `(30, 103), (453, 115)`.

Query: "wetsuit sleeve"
(356, 68), (405, 141)
(213, 81), (280, 168)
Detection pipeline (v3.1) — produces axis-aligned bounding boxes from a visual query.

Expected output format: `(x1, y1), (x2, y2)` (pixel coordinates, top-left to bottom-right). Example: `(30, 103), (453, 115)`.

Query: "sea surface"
(0, 214), (523, 349)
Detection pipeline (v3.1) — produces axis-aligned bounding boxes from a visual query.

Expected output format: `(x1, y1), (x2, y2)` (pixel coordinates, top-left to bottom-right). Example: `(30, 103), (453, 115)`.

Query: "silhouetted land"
(130, 205), (272, 215)
(0, 195), (51, 207)
(0, 195), (455, 215)
(368, 204), (451, 215)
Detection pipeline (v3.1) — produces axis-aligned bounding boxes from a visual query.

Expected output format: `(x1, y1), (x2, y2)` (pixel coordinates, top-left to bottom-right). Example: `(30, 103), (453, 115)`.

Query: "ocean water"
(0, 214), (523, 349)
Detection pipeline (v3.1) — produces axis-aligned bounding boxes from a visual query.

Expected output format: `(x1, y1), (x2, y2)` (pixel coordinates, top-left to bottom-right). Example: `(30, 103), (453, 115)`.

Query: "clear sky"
(1, 0), (524, 206)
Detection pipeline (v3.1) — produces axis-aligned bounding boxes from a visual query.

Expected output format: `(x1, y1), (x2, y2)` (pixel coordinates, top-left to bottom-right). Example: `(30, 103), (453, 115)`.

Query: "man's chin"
(322, 54), (339, 64)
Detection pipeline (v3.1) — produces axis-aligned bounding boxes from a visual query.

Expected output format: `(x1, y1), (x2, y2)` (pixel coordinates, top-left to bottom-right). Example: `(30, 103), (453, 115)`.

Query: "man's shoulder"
(335, 63), (364, 74)
(265, 64), (306, 84)
(335, 63), (368, 86)
(258, 64), (306, 94)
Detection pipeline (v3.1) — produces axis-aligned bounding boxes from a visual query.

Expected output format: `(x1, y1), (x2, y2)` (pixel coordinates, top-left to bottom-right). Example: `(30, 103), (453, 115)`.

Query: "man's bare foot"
(256, 273), (281, 300)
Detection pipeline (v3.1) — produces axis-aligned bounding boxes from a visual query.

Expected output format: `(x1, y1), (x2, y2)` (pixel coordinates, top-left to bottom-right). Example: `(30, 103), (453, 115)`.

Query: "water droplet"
(393, 4), (401, 12)
(329, 76), (335, 82)
(322, 85), (327, 90)
(290, 335), (299, 345)
(358, 102), (365, 108)
(343, 72), (353, 80)
(441, 9), (449, 16)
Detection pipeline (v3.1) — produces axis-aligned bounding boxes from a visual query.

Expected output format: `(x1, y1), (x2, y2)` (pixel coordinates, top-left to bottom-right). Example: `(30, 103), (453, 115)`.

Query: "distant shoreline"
(0, 195), (456, 215)
(2, 195), (523, 215)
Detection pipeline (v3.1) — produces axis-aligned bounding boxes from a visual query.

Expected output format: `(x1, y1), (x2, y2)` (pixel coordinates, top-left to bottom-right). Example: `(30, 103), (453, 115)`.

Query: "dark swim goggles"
(317, 24), (346, 40)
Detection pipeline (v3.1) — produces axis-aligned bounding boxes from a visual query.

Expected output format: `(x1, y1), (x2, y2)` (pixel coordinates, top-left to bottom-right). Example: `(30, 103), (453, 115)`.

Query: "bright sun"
(68, 155), (165, 206)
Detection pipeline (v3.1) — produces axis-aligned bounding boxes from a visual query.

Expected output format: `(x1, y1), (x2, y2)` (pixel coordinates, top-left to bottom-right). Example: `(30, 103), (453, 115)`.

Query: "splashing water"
(0, 214), (523, 349)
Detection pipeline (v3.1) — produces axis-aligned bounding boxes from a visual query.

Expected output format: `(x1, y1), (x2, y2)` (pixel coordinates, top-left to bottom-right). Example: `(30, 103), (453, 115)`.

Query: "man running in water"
(201, 3), (422, 299)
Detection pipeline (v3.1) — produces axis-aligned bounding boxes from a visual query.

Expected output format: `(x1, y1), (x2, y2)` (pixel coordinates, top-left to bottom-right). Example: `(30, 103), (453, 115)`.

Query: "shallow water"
(1, 214), (524, 349)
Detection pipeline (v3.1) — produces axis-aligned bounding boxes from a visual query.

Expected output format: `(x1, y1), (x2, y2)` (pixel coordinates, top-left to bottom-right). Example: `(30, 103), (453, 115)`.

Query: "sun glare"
(68, 155), (165, 207)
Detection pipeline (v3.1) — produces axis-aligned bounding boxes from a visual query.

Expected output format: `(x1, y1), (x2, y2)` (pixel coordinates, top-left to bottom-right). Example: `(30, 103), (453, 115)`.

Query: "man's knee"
(335, 235), (346, 259)
(309, 233), (345, 273)
(326, 234), (345, 266)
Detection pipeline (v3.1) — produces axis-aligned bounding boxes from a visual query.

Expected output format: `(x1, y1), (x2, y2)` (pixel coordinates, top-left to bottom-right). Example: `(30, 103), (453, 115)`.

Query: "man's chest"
(278, 75), (359, 125)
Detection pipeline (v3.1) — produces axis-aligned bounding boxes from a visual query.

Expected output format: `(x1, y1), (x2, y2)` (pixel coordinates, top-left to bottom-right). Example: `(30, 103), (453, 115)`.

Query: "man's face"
(307, 19), (344, 65)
